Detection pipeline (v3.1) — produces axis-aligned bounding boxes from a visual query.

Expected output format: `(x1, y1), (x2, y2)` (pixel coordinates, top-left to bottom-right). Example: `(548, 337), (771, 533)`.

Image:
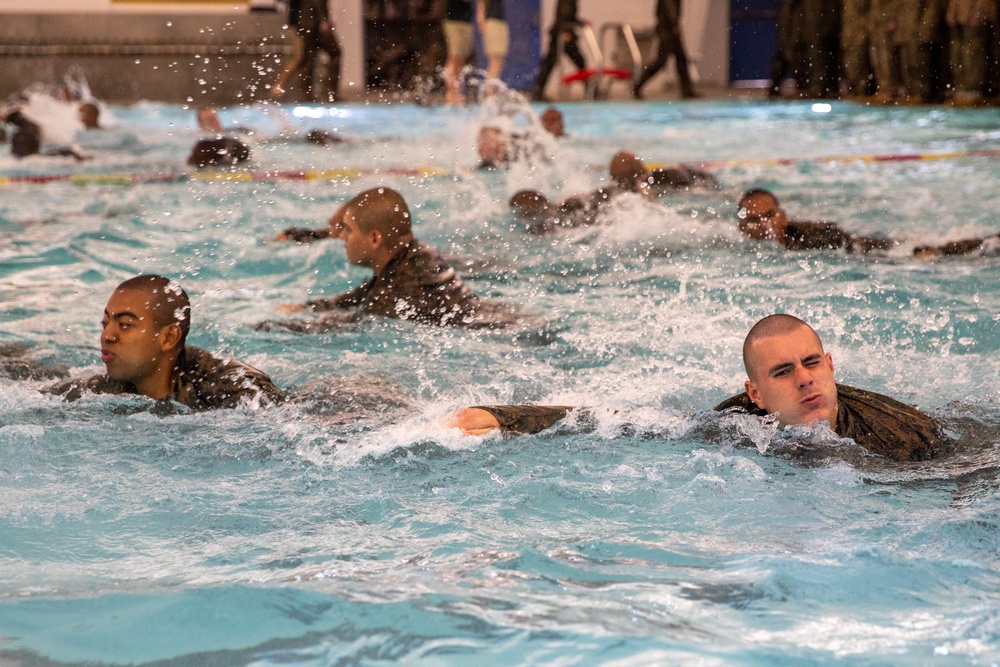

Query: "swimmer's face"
(738, 194), (787, 241)
(338, 210), (379, 268)
(100, 289), (176, 387)
(744, 325), (838, 427)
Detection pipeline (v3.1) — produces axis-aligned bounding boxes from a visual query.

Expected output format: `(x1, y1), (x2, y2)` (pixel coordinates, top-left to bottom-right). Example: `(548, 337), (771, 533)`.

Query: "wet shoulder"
(785, 220), (851, 250)
(399, 242), (463, 286)
(179, 346), (284, 410)
(834, 384), (944, 461)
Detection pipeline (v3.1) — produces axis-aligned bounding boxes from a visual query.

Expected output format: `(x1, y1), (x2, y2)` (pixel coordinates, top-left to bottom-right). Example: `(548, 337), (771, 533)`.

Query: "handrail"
(597, 23), (642, 97)
(556, 23), (604, 100)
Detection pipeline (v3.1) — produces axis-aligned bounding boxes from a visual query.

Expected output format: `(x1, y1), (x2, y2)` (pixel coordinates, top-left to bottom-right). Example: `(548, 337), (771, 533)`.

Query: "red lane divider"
(1, 149), (999, 187)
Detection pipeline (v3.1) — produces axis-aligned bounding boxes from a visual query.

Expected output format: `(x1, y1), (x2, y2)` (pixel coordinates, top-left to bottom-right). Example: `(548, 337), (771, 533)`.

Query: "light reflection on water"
(0, 100), (999, 665)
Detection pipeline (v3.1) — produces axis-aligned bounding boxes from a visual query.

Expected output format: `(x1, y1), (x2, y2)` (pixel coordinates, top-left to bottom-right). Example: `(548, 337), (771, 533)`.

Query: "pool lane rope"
(3, 148), (1000, 187)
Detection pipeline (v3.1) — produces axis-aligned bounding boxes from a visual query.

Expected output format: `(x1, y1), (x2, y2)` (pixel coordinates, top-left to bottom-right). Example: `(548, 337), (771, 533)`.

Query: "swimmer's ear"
(745, 380), (765, 411)
(369, 229), (383, 248)
(158, 323), (183, 352)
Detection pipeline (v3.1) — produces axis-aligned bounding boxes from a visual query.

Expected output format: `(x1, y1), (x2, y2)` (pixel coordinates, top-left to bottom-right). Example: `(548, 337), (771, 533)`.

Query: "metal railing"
(597, 23), (642, 97)
(556, 23), (603, 100)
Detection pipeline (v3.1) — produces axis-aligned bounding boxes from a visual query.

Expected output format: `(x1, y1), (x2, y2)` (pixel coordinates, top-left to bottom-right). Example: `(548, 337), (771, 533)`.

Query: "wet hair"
(79, 102), (100, 129)
(609, 150), (647, 189)
(187, 137), (250, 168)
(11, 127), (40, 158)
(115, 274), (191, 346)
(742, 314), (820, 379)
(739, 188), (779, 209)
(509, 189), (550, 220)
(345, 187), (412, 242)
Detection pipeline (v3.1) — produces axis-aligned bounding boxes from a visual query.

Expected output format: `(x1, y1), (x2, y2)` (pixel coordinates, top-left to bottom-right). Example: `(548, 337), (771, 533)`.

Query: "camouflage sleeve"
(189, 364), (286, 410)
(307, 282), (370, 312)
(848, 234), (896, 254)
(471, 405), (574, 434)
(41, 375), (131, 401)
(835, 385), (945, 461)
(914, 236), (990, 257)
(280, 227), (330, 243)
(784, 221), (852, 251)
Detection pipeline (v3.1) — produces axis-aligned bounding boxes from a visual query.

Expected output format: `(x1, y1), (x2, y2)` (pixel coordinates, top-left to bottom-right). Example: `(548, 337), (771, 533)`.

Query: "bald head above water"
(345, 187), (413, 243)
(509, 189), (550, 220)
(609, 150), (648, 189)
(540, 107), (564, 137)
(742, 314), (821, 379)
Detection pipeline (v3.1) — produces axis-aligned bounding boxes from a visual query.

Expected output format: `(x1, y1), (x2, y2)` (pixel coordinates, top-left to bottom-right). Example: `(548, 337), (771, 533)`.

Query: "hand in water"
(278, 303), (305, 315)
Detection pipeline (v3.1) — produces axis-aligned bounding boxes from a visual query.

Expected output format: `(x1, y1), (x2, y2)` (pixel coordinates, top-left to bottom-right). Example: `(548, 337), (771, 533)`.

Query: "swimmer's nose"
(101, 323), (116, 343)
(795, 365), (813, 387)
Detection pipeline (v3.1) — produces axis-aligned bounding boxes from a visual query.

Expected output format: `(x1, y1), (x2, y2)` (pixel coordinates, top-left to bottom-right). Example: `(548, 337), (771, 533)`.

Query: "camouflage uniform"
(305, 241), (522, 329)
(474, 405), (575, 434)
(46, 346), (284, 411)
(868, 0), (902, 98)
(896, 0), (946, 100)
(714, 384), (944, 461)
(842, 0), (874, 96)
(947, 0), (997, 100)
(779, 220), (894, 252)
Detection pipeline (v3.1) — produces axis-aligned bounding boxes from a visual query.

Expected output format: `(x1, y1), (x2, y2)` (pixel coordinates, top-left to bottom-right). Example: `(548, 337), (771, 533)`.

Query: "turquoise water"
(1, 99), (999, 665)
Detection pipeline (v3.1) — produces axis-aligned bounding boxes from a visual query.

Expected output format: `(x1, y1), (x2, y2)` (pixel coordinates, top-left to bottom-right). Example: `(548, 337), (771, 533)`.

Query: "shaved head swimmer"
(335, 187), (415, 274)
(742, 314), (838, 427)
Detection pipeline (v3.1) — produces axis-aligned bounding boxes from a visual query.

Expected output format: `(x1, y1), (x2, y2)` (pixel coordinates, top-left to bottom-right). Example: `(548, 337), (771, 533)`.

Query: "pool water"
(1, 98), (999, 665)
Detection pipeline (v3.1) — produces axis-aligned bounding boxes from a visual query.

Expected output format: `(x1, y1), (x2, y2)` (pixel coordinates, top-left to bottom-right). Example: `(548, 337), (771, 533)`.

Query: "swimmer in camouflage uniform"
(509, 151), (717, 234)
(46, 275), (283, 410)
(737, 189), (1000, 257)
(713, 314), (944, 461)
(450, 314), (947, 462)
(266, 187), (526, 331)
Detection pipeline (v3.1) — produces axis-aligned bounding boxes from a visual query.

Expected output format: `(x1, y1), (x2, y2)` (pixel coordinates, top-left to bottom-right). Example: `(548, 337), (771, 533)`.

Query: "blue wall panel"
(729, 0), (780, 83)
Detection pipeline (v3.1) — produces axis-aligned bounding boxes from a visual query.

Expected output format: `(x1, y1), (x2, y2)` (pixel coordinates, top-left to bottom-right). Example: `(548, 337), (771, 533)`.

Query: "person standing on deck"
(531, 0), (587, 101)
(633, 0), (698, 99)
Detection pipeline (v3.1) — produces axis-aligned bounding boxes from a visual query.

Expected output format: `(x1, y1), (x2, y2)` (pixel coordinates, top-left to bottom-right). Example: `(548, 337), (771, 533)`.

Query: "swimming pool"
(1, 98), (999, 665)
